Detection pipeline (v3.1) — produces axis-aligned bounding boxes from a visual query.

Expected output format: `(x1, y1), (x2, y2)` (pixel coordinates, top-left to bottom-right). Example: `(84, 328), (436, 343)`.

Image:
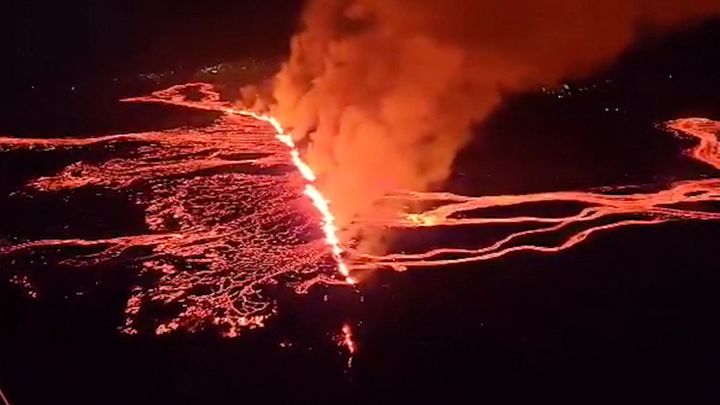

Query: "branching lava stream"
(349, 118), (720, 271)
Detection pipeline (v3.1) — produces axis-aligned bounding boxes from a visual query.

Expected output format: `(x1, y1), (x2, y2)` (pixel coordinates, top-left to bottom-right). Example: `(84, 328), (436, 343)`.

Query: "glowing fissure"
(123, 83), (351, 283)
(1, 82), (719, 336)
(232, 112), (353, 284)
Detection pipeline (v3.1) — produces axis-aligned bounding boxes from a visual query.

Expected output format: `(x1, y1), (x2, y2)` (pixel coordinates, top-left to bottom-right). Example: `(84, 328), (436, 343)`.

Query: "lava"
(0, 83), (349, 336)
(122, 83), (352, 284)
(349, 118), (720, 271)
(0, 82), (719, 336)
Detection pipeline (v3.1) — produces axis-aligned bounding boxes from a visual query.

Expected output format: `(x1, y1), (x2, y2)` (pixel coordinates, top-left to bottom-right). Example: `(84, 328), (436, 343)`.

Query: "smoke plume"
(268, 0), (720, 249)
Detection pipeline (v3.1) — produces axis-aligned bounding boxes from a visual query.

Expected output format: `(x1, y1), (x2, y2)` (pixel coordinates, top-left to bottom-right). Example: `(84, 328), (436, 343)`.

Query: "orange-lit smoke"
(268, 0), (720, 249)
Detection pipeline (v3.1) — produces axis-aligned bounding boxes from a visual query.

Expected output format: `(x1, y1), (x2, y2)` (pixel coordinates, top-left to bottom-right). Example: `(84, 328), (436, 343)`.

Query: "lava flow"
(0, 82), (719, 337)
(121, 83), (353, 284)
(349, 118), (720, 271)
(0, 83), (350, 337)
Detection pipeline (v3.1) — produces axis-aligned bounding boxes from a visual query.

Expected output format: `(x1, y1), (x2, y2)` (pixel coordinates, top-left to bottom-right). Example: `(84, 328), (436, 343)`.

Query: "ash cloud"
(266, 0), (720, 249)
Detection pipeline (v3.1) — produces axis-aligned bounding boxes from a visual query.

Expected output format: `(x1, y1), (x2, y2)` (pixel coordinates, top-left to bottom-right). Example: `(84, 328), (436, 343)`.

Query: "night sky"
(7, 0), (302, 84)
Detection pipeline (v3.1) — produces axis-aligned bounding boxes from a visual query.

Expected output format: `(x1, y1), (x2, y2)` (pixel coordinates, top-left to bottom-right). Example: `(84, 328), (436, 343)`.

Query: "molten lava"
(123, 83), (352, 284)
(0, 83), (351, 336)
(1, 82), (719, 337)
(349, 118), (720, 271)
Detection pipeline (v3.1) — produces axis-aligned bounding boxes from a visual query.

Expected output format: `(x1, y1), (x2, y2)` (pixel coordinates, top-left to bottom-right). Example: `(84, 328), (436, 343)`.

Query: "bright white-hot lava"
(237, 111), (353, 284)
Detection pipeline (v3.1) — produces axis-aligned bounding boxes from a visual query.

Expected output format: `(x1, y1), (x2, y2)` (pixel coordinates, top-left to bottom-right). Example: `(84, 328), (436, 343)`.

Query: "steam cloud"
(264, 0), (720, 249)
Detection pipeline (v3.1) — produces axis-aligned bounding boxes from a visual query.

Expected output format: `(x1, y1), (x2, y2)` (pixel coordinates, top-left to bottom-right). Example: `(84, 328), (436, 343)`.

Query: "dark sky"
(7, 0), (303, 83)
(4, 1), (719, 95)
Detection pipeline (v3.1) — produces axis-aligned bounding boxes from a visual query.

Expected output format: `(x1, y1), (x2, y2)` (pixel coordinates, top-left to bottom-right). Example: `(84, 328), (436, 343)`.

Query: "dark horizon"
(6, 2), (720, 86)
(6, 0), (303, 84)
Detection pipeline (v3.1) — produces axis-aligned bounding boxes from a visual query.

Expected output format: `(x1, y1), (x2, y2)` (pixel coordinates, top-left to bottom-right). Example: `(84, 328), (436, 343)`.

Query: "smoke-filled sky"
(269, 0), (720, 247)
